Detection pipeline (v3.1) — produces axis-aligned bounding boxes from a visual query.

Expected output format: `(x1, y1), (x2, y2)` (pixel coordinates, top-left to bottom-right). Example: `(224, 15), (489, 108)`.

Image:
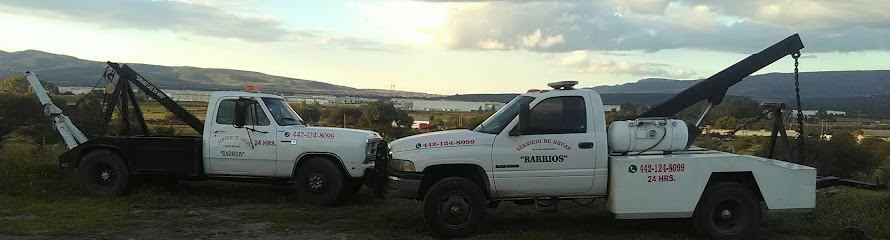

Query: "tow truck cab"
(387, 82), (610, 199)
(386, 81), (815, 239)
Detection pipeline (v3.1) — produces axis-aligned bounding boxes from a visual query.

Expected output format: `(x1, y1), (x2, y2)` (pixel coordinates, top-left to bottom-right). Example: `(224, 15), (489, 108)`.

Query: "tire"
(294, 157), (345, 206)
(76, 149), (131, 197)
(693, 182), (761, 240)
(422, 177), (487, 238)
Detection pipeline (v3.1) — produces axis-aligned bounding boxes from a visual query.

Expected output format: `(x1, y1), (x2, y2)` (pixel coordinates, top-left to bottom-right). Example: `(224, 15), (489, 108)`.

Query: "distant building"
(392, 98), (504, 112)
(166, 89), (212, 102)
(335, 96), (375, 104)
(791, 110), (846, 117)
(603, 105), (621, 112)
(412, 116), (431, 129)
(852, 129), (890, 142)
(283, 94), (336, 104)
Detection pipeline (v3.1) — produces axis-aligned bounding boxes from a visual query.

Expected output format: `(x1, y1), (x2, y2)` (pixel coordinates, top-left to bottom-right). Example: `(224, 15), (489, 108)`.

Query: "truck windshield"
(473, 96), (535, 134)
(262, 97), (305, 126)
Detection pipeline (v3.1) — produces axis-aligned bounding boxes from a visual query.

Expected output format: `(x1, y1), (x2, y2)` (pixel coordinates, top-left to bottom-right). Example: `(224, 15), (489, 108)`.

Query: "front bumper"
(386, 170), (423, 200)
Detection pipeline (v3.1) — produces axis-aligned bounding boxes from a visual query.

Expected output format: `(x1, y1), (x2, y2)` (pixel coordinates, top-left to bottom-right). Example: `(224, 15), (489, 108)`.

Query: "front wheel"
(294, 158), (345, 206)
(423, 177), (487, 238)
(77, 149), (131, 197)
(693, 182), (761, 240)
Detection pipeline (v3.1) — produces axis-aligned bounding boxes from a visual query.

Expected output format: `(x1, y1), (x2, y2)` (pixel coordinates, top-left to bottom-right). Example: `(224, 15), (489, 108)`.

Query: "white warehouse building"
(392, 98), (505, 112)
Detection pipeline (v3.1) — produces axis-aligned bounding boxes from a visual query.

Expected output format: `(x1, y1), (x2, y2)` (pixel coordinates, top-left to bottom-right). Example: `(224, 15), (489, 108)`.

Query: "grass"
(1, 139), (889, 239)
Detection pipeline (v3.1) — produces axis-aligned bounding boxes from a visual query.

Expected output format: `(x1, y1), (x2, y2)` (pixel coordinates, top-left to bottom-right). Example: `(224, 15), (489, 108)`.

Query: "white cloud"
(519, 29), (565, 49)
(0, 0), (291, 42)
(556, 50), (696, 78)
(417, 0), (890, 53)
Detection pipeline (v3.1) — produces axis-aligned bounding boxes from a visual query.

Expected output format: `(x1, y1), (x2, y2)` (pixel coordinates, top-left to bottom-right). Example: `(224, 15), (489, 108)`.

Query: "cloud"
(0, 0), (290, 42)
(555, 50), (696, 78)
(683, 0), (890, 31)
(421, 0), (890, 53)
(0, 0), (394, 51)
(318, 36), (394, 51)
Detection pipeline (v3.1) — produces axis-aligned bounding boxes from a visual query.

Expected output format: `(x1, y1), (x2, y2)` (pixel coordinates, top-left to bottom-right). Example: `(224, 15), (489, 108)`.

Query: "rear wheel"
(77, 149), (131, 197)
(294, 157), (345, 206)
(423, 177), (486, 238)
(693, 182), (761, 240)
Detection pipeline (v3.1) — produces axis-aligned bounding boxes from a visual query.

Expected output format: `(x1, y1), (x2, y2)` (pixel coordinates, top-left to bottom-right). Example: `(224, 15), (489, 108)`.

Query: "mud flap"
(366, 141), (390, 198)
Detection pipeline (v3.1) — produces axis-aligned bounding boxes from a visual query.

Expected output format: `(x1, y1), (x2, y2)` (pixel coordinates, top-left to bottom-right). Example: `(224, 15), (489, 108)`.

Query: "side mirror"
(233, 98), (249, 128)
(510, 103), (530, 136)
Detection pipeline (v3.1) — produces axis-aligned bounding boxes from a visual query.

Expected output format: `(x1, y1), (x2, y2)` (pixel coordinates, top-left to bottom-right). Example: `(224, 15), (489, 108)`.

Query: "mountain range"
(3, 49), (889, 116)
(591, 71), (890, 100)
(0, 50), (437, 98)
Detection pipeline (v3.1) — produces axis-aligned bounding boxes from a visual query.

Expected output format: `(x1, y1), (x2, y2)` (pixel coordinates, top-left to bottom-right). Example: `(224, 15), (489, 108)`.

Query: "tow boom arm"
(100, 62), (204, 134)
(25, 72), (89, 149)
(639, 34), (805, 118)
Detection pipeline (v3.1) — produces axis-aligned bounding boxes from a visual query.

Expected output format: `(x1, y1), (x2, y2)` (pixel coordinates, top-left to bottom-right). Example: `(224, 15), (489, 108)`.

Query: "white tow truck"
(384, 35), (816, 239)
(29, 62), (388, 206)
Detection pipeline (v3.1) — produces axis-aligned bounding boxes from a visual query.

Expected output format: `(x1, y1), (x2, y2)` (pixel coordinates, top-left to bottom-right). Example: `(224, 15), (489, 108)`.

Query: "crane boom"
(25, 72), (89, 149)
(639, 34), (805, 118)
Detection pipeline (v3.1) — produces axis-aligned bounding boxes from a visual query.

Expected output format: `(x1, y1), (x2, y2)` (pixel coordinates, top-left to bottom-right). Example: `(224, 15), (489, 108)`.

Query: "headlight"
(390, 159), (415, 172)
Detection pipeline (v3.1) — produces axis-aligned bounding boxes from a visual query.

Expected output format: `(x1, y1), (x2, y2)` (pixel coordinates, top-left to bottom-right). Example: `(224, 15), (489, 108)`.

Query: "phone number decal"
(639, 163), (685, 173)
(291, 131), (335, 139)
(416, 139), (475, 148)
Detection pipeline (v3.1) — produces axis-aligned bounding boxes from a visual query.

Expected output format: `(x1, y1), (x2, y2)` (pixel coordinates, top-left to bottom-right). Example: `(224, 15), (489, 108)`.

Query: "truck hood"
(390, 129), (495, 153)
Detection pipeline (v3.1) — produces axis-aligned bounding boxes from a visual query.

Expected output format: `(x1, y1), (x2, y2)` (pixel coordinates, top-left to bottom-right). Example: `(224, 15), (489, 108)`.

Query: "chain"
(792, 52), (805, 163)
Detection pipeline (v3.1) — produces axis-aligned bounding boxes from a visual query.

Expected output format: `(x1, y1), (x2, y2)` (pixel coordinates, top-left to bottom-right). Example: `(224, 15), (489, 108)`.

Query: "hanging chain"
(792, 52), (805, 163)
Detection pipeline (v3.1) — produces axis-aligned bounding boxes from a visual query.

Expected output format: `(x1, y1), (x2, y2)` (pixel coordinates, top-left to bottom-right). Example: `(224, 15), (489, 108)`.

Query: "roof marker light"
(547, 80), (578, 90)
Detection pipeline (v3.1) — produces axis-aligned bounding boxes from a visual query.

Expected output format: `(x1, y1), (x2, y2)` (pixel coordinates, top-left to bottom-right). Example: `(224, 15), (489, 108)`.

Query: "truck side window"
(526, 96), (586, 134)
(215, 99), (271, 126)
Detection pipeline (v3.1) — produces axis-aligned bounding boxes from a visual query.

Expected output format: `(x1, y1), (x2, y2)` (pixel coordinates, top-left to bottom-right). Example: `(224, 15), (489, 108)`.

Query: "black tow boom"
(99, 62), (204, 135)
(639, 34), (805, 118)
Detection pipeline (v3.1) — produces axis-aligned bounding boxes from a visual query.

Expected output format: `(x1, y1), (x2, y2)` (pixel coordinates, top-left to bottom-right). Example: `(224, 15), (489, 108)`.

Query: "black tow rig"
(367, 141), (391, 198)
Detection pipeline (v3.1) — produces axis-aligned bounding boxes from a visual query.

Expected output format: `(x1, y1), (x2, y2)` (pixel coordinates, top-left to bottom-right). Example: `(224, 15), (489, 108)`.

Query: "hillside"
(0, 50), (436, 97)
(592, 71), (890, 99)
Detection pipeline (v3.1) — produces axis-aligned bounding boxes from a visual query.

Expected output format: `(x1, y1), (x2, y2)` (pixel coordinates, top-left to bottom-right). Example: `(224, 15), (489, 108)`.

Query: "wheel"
(693, 182), (761, 240)
(422, 177), (487, 238)
(294, 157), (345, 206)
(76, 149), (131, 197)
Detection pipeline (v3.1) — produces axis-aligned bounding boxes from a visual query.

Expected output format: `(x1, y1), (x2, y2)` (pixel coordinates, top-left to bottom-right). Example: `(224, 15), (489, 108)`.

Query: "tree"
(815, 110), (835, 122)
(805, 134), (880, 178)
(292, 102), (322, 123)
(0, 76), (30, 93)
(358, 101), (413, 140)
(322, 107), (362, 127)
(713, 116), (739, 129)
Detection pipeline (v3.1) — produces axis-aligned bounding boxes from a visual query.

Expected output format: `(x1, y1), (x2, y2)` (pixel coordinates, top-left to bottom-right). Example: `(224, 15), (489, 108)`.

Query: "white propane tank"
(608, 118), (689, 153)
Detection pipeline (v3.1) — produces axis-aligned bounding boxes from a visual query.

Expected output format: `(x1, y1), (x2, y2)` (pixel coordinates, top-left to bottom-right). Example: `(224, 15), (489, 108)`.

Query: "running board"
(817, 176), (886, 190)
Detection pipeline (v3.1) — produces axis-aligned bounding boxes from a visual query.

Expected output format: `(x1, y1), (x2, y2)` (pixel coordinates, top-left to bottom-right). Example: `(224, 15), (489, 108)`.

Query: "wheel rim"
(91, 163), (116, 189)
(438, 194), (472, 226)
(711, 198), (747, 235)
(306, 169), (328, 194)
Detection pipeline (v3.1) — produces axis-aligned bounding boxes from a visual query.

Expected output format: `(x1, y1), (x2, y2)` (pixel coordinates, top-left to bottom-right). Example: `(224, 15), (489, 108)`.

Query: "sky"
(0, 0), (888, 95)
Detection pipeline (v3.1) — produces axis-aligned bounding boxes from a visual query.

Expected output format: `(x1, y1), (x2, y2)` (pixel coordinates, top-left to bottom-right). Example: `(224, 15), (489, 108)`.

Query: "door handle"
(213, 130), (225, 133)
(578, 142), (594, 149)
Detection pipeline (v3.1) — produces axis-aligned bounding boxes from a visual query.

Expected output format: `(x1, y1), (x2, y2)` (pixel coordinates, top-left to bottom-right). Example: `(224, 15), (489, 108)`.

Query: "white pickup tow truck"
(385, 81), (815, 239)
(44, 63), (388, 206)
(384, 34), (816, 239)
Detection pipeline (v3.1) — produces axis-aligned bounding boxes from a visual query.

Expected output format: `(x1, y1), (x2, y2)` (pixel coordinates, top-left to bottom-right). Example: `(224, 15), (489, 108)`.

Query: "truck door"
(208, 97), (278, 176)
(491, 95), (596, 197)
